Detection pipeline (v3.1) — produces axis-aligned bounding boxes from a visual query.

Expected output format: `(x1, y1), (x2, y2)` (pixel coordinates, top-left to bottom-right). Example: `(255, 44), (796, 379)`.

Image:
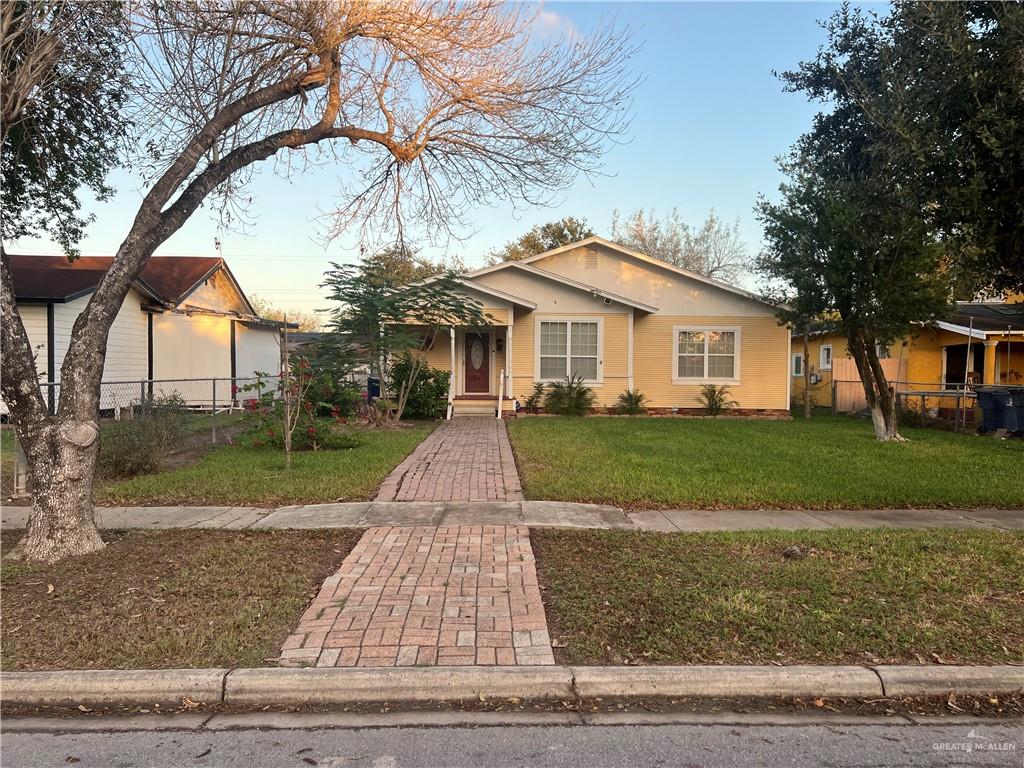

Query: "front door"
(464, 332), (490, 393)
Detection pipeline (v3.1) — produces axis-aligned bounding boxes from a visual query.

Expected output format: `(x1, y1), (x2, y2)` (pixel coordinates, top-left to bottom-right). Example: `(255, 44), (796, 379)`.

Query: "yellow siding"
(633, 315), (789, 410)
(479, 307), (509, 325)
(505, 312), (629, 407)
(790, 333), (848, 408)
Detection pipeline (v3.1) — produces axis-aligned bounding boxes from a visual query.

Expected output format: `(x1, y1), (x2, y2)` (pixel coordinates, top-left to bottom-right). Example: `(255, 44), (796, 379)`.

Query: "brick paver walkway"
(280, 526), (554, 667)
(376, 417), (522, 502)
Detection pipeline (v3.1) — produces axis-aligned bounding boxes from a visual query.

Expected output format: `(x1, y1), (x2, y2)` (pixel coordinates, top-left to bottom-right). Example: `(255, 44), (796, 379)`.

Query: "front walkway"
(279, 526), (554, 667)
(375, 417), (523, 503)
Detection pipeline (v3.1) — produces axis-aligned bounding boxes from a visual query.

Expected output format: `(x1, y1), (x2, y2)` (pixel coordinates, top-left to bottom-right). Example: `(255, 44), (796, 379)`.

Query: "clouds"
(530, 8), (578, 41)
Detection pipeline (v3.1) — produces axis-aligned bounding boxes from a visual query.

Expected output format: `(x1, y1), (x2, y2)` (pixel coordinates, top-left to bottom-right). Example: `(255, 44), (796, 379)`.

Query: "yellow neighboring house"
(791, 299), (1024, 414)
(415, 237), (792, 417)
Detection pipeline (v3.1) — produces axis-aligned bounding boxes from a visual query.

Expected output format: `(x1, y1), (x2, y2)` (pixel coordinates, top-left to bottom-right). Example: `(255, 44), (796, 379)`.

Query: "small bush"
(700, 384), (737, 417)
(247, 418), (359, 451)
(390, 354), (450, 420)
(544, 375), (596, 416)
(97, 394), (189, 479)
(615, 389), (648, 415)
(523, 382), (546, 414)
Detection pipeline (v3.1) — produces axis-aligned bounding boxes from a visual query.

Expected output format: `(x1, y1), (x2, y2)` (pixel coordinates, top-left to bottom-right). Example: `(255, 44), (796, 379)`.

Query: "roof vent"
(584, 251), (598, 270)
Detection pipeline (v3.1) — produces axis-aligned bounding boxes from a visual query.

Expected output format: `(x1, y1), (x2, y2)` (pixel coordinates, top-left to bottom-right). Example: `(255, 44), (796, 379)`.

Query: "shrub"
(390, 354), (450, 420)
(523, 382), (546, 414)
(241, 365), (358, 451)
(247, 416), (359, 452)
(699, 383), (737, 417)
(97, 394), (189, 479)
(615, 389), (648, 415)
(544, 375), (596, 416)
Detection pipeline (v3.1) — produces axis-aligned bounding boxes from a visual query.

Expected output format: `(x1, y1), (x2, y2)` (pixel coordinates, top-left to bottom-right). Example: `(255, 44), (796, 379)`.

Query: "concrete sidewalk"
(2, 502), (1020, 532)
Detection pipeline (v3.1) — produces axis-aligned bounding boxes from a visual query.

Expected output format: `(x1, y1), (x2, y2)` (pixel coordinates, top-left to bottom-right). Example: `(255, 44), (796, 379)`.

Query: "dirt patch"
(0, 528), (363, 671)
(161, 421), (249, 472)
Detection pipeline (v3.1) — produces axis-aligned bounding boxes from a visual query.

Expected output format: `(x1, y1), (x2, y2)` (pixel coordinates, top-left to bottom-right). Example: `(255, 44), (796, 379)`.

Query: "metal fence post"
(140, 381), (146, 416)
(212, 378), (217, 444)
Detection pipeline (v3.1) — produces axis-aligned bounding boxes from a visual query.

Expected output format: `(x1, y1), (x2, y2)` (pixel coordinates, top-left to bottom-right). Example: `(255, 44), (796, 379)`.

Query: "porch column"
(506, 322), (513, 407)
(983, 340), (999, 385)
(448, 326), (456, 419)
(627, 308), (634, 391)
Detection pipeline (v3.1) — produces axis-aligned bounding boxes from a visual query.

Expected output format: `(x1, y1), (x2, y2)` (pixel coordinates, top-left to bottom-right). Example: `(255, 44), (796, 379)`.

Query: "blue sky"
(10, 2), (847, 316)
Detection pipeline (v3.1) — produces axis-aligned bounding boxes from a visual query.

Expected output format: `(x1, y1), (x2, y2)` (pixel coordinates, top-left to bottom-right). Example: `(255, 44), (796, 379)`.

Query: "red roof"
(7, 254), (224, 304)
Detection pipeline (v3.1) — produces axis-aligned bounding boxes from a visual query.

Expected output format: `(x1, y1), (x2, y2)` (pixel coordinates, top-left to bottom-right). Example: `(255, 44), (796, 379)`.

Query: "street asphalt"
(3, 718), (1022, 767)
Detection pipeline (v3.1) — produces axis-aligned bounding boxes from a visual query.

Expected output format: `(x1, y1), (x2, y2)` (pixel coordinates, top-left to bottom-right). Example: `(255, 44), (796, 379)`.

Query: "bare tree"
(610, 208), (748, 283)
(249, 296), (322, 332)
(1, 1), (637, 563)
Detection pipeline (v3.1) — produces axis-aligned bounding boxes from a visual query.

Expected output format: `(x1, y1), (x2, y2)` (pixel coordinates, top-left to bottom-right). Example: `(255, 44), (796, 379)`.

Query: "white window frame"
(819, 344), (833, 371)
(671, 325), (741, 384)
(534, 316), (604, 385)
(792, 352), (804, 377)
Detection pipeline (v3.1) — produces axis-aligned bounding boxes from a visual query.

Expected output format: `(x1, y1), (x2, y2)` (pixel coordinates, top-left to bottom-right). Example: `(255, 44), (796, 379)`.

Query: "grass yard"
(98, 423), (434, 505)
(508, 415), (1024, 509)
(532, 528), (1024, 666)
(0, 528), (362, 671)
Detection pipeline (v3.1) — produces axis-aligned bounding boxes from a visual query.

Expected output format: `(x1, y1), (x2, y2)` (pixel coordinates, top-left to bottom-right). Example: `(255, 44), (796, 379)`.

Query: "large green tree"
(486, 217), (595, 264)
(782, 2), (1024, 296)
(757, 153), (951, 441)
(1, 1), (129, 253)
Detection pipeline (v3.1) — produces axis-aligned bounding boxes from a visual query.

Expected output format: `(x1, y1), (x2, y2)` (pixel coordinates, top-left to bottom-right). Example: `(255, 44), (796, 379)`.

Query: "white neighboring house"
(6, 254), (286, 413)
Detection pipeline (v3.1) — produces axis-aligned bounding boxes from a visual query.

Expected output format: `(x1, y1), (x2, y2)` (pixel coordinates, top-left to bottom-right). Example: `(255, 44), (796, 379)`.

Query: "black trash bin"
(975, 386), (1012, 433)
(1007, 386), (1024, 433)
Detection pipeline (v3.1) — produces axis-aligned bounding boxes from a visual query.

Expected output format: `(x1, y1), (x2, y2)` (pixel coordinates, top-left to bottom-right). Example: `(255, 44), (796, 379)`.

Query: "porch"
(424, 323), (515, 419)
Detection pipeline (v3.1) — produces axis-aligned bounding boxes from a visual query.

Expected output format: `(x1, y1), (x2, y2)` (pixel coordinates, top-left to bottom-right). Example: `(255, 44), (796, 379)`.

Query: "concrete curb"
(2, 665), (1021, 709)
(572, 665), (883, 699)
(874, 666), (1024, 697)
(0, 668), (227, 707)
(223, 667), (575, 706)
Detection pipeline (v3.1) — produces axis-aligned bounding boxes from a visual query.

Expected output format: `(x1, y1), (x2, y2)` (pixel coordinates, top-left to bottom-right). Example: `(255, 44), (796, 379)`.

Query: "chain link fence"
(37, 375), (281, 432)
(832, 379), (978, 429)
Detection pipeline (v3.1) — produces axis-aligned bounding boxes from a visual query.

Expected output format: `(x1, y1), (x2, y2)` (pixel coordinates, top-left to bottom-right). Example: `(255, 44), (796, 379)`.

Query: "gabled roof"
(464, 260), (659, 313)
(475, 235), (772, 308)
(7, 254), (251, 313)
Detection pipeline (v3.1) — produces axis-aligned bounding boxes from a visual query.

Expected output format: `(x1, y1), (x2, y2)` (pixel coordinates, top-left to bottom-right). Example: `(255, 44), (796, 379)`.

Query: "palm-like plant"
(544, 375), (596, 416)
(523, 382), (547, 414)
(699, 384), (737, 417)
(615, 388), (647, 415)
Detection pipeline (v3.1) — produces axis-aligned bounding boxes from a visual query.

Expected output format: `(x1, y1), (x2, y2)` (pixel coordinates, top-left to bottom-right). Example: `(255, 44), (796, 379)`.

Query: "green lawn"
(532, 528), (1024, 666)
(508, 415), (1024, 509)
(99, 424), (434, 506)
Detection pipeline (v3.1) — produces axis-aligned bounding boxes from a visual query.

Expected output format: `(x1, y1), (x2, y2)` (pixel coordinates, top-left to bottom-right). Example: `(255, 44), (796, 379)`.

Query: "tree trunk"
(847, 329), (903, 442)
(802, 328), (812, 420)
(6, 421), (105, 563)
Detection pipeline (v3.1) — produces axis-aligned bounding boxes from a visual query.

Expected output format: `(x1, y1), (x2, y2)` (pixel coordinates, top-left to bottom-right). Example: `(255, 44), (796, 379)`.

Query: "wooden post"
(282, 313), (291, 470)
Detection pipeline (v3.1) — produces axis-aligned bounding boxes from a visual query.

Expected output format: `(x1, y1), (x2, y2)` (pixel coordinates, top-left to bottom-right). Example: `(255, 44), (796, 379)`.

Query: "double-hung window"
(673, 326), (740, 382)
(537, 319), (601, 382)
(819, 344), (833, 371)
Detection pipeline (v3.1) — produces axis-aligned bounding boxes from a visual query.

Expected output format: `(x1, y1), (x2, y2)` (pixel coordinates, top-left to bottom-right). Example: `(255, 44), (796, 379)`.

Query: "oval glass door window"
(470, 338), (484, 369)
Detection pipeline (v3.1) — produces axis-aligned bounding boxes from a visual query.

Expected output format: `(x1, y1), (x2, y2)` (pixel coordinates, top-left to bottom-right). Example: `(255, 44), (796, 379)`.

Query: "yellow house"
(417, 237), (792, 417)
(791, 300), (1024, 414)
